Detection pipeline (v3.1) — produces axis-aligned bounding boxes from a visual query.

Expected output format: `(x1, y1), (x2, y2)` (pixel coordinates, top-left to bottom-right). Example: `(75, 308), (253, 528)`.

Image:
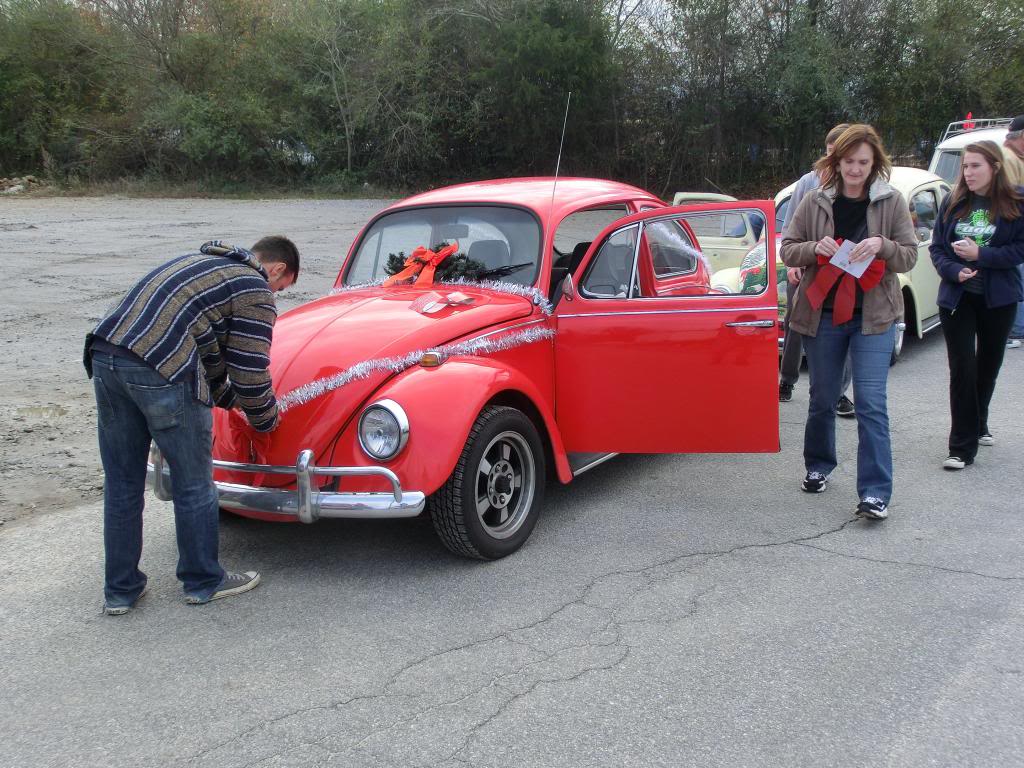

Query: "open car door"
(554, 201), (779, 454)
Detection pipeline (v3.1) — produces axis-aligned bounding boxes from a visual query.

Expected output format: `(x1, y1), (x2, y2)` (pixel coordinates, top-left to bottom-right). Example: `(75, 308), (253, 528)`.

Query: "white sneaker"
(943, 455), (971, 470)
(1007, 339), (1021, 349)
(978, 433), (995, 446)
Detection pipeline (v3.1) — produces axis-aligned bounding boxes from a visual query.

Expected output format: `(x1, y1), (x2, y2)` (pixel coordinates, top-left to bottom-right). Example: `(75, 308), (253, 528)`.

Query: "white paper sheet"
(828, 239), (873, 279)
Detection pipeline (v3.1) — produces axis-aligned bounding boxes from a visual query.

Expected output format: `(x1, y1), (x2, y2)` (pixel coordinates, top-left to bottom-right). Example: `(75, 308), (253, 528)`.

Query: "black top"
(825, 193), (871, 311)
(833, 194), (870, 241)
(954, 195), (993, 295)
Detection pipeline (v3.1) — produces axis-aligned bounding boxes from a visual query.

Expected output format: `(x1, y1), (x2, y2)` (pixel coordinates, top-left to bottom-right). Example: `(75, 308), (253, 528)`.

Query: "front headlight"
(358, 399), (409, 461)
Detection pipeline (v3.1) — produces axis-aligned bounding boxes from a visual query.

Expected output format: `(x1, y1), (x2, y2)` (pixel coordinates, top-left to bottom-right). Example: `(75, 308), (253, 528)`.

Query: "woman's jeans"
(781, 280), (852, 394)
(802, 313), (896, 502)
(1012, 266), (1024, 339)
(939, 293), (1017, 461)
(91, 352), (225, 606)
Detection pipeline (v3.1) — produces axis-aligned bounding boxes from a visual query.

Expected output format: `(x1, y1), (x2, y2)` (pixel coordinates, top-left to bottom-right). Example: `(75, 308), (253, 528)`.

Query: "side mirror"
(562, 273), (575, 302)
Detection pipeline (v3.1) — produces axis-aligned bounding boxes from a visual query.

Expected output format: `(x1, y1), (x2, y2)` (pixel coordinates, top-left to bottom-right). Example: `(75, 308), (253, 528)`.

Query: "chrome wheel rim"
(475, 431), (535, 539)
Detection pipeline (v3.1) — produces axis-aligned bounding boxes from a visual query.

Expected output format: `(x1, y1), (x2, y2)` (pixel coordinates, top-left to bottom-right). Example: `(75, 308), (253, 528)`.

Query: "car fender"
(326, 357), (572, 497)
(896, 273), (922, 337)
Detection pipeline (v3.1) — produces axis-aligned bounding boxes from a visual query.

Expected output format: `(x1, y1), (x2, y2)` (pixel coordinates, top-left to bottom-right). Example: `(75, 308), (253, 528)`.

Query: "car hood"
(213, 284), (536, 476)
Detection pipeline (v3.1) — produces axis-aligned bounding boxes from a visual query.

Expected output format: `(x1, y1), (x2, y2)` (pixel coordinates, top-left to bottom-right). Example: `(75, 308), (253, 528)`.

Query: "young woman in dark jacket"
(929, 140), (1024, 470)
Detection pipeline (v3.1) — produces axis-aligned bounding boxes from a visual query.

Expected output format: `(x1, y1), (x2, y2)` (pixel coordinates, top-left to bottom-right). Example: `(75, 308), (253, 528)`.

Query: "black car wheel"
(430, 406), (545, 560)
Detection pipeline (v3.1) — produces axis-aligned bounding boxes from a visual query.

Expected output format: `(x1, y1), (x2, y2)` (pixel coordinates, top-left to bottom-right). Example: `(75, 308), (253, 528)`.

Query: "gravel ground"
(0, 196), (390, 525)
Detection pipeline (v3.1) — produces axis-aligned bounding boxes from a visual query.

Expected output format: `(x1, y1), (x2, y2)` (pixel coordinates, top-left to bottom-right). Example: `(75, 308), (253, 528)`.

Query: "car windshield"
(344, 206), (541, 286)
(933, 150), (962, 184)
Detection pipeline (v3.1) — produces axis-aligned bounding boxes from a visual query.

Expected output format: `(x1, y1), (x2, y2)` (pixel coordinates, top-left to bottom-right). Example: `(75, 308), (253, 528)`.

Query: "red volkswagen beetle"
(150, 178), (780, 559)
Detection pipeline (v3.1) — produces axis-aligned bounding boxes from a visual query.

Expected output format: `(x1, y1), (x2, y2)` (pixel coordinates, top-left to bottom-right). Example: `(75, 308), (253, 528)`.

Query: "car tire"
(430, 405), (545, 560)
(891, 315), (905, 366)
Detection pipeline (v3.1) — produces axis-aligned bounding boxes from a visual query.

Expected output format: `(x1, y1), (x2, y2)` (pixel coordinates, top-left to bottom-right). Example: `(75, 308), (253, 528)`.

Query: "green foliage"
(1, 0), (1021, 190)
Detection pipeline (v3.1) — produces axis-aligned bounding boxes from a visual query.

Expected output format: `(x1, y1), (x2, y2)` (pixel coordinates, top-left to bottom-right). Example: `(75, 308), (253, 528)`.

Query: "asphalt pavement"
(3, 329), (1023, 767)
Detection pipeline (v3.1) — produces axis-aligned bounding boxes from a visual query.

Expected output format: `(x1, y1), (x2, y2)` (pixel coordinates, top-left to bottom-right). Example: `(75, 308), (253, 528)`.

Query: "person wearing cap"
(1003, 115), (1024, 346)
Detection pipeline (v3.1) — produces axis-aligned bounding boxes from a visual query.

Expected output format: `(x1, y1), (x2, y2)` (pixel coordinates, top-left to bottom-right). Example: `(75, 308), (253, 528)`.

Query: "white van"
(929, 118), (1011, 183)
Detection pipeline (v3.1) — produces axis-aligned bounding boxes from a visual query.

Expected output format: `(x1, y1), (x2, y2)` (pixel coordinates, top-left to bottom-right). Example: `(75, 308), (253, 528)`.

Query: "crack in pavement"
(795, 542), (1024, 582)
(187, 518), (863, 768)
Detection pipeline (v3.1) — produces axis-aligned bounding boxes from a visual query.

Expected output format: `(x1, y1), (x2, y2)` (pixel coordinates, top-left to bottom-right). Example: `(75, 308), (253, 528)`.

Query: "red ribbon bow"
(383, 242), (460, 287)
(803, 238), (885, 325)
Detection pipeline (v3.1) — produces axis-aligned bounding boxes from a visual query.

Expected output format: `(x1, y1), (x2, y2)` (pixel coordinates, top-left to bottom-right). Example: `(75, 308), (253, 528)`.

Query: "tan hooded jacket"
(1002, 145), (1024, 187)
(781, 180), (918, 336)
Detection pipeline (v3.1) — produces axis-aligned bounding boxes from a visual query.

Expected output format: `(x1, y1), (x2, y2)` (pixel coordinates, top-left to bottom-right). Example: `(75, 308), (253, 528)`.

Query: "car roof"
(388, 177), (664, 219)
(935, 127), (1008, 150)
(775, 166), (945, 204)
(671, 192), (738, 204)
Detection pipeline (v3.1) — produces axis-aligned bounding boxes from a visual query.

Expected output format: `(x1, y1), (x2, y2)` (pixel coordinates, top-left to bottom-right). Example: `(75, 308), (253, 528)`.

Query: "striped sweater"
(84, 242), (279, 432)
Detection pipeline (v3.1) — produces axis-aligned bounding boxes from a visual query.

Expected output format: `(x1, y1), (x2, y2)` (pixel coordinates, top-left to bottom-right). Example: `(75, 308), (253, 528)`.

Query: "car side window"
(640, 209), (769, 298)
(910, 188), (938, 242)
(553, 205), (630, 259)
(579, 225), (637, 298)
(645, 219), (700, 277)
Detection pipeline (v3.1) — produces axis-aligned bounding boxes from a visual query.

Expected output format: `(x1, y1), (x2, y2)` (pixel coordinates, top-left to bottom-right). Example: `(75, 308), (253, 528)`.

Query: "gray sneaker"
(103, 584), (149, 616)
(186, 572), (261, 605)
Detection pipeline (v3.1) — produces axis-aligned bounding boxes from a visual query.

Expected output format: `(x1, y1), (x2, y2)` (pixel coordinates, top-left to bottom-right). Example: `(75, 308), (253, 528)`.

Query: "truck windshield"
(933, 151), (962, 184)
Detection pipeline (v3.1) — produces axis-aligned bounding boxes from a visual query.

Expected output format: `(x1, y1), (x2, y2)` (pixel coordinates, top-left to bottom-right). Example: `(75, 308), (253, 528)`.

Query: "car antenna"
(549, 91), (573, 214)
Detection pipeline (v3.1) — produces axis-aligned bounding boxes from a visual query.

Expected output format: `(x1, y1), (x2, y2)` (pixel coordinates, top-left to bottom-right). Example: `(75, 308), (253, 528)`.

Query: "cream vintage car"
(710, 166), (950, 362)
(670, 192), (765, 272)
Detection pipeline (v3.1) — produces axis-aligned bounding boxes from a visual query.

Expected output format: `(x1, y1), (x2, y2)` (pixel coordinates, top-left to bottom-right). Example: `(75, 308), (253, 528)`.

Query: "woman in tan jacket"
(781, 124), (917, 521)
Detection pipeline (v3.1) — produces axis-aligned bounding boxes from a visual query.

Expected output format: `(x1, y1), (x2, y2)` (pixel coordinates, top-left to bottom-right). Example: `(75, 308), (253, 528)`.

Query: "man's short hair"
(252, 235), (300, 283)
(825, 123), (852, 146)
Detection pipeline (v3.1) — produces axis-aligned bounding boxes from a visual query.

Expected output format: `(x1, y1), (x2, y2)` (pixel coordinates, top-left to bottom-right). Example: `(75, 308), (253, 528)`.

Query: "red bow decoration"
(804, 239), (885, 325)
(383, 242), (460, 287)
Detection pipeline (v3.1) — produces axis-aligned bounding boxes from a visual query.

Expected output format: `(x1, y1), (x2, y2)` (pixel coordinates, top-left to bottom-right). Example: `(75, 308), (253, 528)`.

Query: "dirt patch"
(0, 196), (391, 525)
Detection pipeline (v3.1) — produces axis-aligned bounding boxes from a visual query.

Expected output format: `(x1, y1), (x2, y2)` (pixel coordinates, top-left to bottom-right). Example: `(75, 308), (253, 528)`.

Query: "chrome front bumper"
(147, 448), (426, 522)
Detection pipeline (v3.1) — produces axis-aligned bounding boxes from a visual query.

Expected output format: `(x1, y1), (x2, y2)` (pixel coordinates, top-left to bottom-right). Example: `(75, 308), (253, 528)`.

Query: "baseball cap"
(1009, 114), (1024, 134)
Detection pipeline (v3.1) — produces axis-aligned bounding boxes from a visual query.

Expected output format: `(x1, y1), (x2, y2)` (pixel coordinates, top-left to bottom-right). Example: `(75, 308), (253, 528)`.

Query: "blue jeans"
(1012, 266), (1024, 339)
(802, 314), (896, 502)
(92, 352), (225, 606)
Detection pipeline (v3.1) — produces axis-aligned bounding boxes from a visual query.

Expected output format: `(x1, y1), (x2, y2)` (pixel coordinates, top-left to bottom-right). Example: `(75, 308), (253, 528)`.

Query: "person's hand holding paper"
(829, 236), (883, 279)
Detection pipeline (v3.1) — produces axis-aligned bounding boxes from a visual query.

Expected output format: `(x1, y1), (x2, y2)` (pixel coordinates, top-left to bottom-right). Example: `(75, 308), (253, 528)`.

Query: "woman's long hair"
(944, 140), (1023, 222)
(814, 124), (892, 194)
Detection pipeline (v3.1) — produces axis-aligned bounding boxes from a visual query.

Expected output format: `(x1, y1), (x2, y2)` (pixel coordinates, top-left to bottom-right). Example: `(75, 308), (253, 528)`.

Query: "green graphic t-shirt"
(954, 196), (993, 294)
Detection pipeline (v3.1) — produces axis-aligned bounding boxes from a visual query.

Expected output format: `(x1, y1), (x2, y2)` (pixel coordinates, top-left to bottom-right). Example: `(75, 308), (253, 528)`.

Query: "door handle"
(725, 320), (775, 328)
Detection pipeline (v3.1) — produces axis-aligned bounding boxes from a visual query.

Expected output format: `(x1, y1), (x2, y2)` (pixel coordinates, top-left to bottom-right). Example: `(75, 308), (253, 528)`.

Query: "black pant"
(939, 292), (1017, 460)
(779, 279), (802, 386)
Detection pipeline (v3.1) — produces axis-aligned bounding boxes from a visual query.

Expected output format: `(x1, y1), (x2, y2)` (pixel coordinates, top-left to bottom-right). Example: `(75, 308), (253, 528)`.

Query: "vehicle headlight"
(358, 399), (409, 461)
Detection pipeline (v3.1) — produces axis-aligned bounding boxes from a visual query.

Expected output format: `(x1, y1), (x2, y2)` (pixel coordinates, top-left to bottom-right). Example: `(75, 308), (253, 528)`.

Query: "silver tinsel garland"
(277, 325), (555, 413)
(328, 278), (553, 315)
